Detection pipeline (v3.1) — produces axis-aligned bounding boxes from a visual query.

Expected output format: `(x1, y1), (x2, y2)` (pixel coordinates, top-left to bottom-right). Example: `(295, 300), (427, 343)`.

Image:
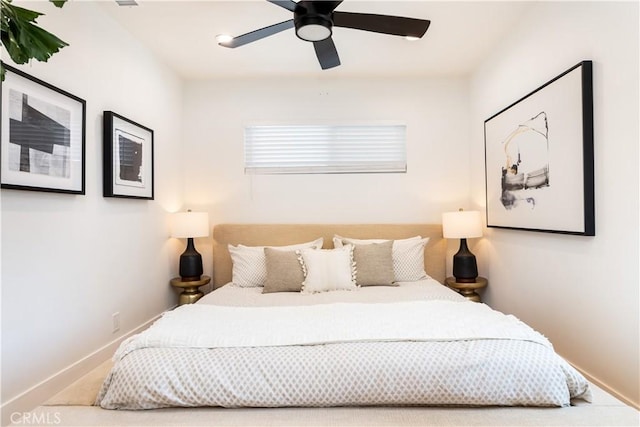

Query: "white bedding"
(97, 279), (592, 409)
(198, 277), (464, 306)
(115, 299), (551, 359)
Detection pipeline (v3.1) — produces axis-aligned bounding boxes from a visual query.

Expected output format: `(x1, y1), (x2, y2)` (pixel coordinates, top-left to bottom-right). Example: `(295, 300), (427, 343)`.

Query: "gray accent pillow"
(353, 241), (396, 286)
(262, 248), (305, 293)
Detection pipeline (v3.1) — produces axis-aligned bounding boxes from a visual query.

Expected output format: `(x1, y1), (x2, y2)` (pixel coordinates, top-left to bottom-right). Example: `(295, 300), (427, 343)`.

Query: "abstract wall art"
(484, 60), (594, 235)
(1, 63), (86, 194)
(103, 111), (154, 199)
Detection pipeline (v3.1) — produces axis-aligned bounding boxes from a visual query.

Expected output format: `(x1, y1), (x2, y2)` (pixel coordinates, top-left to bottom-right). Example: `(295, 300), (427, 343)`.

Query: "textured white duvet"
(98, 280), (592, 409)
(116, 299), (551, 359)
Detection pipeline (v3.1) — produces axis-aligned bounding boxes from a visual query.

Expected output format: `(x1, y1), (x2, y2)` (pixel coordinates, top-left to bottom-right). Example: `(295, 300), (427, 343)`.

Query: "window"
(244, 124), (406, 174)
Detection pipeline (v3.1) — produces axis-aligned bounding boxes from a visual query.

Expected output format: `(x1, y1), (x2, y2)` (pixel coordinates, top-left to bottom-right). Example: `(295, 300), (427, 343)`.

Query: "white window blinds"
(244, 124), (407, 174)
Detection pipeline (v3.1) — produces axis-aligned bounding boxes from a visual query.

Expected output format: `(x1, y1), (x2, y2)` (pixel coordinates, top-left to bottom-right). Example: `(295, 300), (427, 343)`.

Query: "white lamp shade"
(171, 212), (209, 238)
(442, 210), (483, 239)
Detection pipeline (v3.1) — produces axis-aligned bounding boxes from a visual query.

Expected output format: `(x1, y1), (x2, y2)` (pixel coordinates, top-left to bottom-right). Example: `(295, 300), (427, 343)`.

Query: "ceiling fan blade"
(267, 0), (298, 12)
(219, 20), (295, 48)
(313, 38), (340, 70)
(312, 1), (343, 14)
(333, 12), (430, 38)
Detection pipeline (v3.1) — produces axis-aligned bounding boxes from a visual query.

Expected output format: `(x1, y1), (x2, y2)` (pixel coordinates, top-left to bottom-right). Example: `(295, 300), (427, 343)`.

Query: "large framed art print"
(103, 111), (154, 200)
(484, 61), (594, 236)
(1, 63), (86, 194)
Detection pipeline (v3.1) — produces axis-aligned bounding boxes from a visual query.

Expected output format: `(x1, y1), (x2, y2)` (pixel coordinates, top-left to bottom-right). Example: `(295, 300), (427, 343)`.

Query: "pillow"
(229, 238), (323, 287)
(297, 245), (357, 294)
(332, 235), (421, 247)
(352, 241), (395, 286)
(262, 248), (305, 293)
(333, 235), (429, 282)
(391, 237), (429, 281)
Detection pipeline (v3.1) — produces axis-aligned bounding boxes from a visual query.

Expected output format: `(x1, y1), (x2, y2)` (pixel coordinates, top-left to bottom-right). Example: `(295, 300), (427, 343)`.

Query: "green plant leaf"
(18, 21), (68, 61)
(3, 17), (67, 64)
(2, 2), (44, 23)
(0, 0), (68, 69)
(0, 0), (68, 80)
(4, 21), (32, 63)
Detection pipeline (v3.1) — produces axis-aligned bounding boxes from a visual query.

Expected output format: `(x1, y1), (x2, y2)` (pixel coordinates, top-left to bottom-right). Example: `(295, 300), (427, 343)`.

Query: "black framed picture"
(1, 63), (86, 194)
(103, 111), (154, 200)
(484, 60), (594, 236)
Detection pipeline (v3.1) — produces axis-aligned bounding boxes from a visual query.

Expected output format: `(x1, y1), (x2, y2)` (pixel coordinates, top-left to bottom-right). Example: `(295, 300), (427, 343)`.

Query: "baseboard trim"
(1, 311), (167, 427)
(571, 360), (639, 410)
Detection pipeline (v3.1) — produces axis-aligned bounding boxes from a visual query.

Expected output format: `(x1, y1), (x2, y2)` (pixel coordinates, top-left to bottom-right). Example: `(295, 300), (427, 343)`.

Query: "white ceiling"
(99, 1), (533, 79)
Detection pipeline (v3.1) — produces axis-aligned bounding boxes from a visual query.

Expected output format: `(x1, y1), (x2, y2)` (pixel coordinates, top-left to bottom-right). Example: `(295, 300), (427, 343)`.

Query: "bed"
(96, 224), (592, 411)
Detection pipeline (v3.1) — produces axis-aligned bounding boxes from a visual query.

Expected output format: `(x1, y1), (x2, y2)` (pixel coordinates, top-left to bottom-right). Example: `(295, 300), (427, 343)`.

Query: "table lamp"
(171, 210), (209, 282)
(442, 209), (483, 283)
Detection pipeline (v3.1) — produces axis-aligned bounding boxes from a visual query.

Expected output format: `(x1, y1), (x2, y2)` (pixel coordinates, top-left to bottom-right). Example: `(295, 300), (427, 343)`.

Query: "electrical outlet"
(112, 312), (120, 333)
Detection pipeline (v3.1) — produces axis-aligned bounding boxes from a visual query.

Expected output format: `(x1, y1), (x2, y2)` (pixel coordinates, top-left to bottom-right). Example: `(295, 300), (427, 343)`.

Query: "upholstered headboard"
(212, 224), (446, 288)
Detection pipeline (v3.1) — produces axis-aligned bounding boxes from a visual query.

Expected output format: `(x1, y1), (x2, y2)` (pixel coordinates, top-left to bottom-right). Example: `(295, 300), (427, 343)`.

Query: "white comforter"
(98, 280), (592, 409)
(115, 299), (551, 359)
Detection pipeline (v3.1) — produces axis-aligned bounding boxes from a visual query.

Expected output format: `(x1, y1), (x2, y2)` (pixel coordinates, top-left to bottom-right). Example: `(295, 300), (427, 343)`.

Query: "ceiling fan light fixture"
(295, 15), (332, 42)
(216, 34), (234, 44)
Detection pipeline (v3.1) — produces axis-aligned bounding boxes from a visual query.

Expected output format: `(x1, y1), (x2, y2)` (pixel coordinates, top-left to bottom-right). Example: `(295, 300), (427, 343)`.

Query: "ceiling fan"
(218, 0), (431, 70)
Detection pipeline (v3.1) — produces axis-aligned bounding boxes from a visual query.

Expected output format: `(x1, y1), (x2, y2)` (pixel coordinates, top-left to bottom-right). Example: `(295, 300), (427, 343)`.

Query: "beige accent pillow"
(228, 238), (323, 287)
(333, 235), (429, 282)
(262, 248), (305, 293)
(353, 241), (395, 286)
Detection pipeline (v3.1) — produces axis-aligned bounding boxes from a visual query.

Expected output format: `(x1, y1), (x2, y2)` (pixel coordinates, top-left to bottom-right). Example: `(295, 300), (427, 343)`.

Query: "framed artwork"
(1, 63), (86, 194)
(103, 111), (154, 200)
(484, 60), (594, 236)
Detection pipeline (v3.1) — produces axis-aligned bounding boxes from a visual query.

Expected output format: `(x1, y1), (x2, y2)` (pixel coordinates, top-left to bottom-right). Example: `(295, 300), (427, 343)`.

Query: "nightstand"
(170, 275), (211, 305)
(445, 276), (488, 303)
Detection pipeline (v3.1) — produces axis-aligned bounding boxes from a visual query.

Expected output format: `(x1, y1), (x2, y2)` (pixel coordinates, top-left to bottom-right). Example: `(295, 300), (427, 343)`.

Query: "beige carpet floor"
(44, 359), (114, 407)
(9, 360), (638, 427)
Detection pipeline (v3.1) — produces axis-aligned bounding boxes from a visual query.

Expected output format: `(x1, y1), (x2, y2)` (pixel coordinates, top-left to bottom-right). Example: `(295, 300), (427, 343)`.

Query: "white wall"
(182, 76), (472, 281)
(1, 0), (184, 414)
(469, 1), (639, 406)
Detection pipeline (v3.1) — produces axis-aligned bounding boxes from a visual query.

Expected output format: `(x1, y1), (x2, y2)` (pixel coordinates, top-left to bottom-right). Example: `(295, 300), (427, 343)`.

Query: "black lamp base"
(452, 238), (478, 283)
(179, 237), (203, 282)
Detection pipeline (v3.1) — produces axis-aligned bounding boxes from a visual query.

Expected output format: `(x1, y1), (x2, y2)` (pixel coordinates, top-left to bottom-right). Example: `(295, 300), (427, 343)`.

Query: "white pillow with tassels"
(297, 245), (358, 294)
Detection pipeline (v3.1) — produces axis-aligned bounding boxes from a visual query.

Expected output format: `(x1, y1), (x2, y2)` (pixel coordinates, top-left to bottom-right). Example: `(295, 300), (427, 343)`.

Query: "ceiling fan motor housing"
(294, 2), (333, 42)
